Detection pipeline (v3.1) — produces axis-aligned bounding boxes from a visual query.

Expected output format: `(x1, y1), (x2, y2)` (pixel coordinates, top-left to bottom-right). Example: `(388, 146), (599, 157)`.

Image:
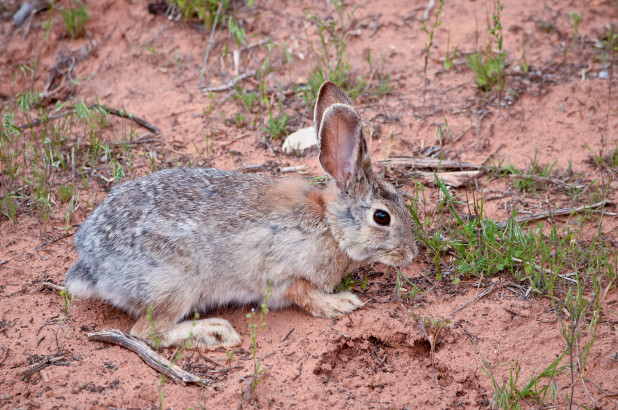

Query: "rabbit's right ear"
(314, 81), (354, 138)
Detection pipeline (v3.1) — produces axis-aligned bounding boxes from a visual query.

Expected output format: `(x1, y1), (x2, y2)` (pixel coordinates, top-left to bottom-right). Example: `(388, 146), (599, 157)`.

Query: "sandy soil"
(1, 0), (617, 408)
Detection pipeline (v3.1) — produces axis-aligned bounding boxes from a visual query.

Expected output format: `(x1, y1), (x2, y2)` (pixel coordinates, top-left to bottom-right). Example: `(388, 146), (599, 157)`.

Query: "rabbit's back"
(66, 167), (349, 315)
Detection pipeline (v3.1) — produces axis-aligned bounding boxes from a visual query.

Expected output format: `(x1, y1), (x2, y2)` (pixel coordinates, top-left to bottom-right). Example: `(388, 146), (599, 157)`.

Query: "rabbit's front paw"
(315, 291), (363, 318)
(286, 279), (364, 318)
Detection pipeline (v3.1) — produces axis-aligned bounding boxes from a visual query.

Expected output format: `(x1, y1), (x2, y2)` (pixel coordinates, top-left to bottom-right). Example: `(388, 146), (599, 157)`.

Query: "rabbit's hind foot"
(131, 315), (241, 351)
(285, 279), (363, 318)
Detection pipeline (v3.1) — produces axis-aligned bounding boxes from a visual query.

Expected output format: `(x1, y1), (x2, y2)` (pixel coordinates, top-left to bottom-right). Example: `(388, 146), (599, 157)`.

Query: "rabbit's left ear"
(314, 81), (354, 139)
(317, 104), (366, 191)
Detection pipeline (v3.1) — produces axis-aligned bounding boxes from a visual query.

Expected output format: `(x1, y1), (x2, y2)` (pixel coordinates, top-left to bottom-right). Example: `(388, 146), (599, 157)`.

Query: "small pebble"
(13, 2), (34, 27)
(599, 71), (609, 79)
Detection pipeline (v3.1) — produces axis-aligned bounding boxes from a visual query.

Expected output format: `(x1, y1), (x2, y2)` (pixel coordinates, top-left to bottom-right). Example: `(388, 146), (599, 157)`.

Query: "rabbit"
(64, 81), (418, 350)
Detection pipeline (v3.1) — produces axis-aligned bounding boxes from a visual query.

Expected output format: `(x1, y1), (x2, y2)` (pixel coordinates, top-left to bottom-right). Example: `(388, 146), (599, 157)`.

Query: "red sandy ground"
(1, 0), (617, 408)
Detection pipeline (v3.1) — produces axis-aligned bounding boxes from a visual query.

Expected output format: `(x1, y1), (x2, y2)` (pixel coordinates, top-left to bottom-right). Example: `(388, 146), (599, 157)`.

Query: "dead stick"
(448, 283), (495, 317)
(497, 199), (612, 229)
(511, 257), (577, 284)
(201, 1), (224, 73)
(87, 329), (209, 386)
(97, 105), (159, 134)
(201, 70), (257, 93)
(221, 132), (255, 149)
(377, 157), (485, 171)
(507, 174), (586, 190)
(21, 356), (65, 377)
(33, 233), (74, 251)
(18, 104), (159, 134)
(281, 328), (295, 343)
(40, 282), (65, 292)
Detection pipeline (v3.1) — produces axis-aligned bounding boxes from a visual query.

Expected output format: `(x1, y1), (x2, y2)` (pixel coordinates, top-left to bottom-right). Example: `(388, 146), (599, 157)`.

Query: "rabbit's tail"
(64, 259), (97, 298)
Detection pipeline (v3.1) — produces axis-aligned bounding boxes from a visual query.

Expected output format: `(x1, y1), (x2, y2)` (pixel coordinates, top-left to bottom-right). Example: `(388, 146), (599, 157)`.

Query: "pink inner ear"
(314, 82), (354, 138)
(318, 105), (361, 188)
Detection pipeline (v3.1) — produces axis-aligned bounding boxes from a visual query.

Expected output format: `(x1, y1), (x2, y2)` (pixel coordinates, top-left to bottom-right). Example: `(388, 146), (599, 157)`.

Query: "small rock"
(282, 127), (317, 153)
(598, 70), (609, 79)
(13, 2), (34, 27)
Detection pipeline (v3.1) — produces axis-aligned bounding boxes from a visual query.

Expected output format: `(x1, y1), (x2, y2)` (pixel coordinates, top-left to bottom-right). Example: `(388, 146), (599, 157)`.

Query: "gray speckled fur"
(67, 168), (348, 313)
(64, 81), (418, 349)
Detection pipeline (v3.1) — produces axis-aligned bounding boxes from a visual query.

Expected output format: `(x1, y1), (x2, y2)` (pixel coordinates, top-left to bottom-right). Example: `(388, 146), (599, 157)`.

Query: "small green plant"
(598, 25), (617, 68)
(58, 184), (74, 204)
(559, 276), (603, 409)
(0, 191), (18, 223)
(364, 49), (393, 98)
(487, 151), (579, 195)
(243, 282), (272, 402)
(466, 50), (503, 93)
(536, 20), (554, 33)
(569, 11), (583, 41)
(225, 348), (237, 363)
(233, 87), (259, 113)
(262, 106), (290, 140)
(444, 31), (458, 71)
(60, 0), (90, 38)
(205, 129), (216, 162)
(466, 0), (506, 94)
(335, 273), (360, 292)
(109, 158), (125, 181)
(232, 112), (247, 128)
(60, 288), (76, 318)
(228, 16), (247, 47)
(521, 34), (529, 72)
(408, 174), (615, 294)
(146, 305), (162, 350)
(302, 0), (362, 107)
(396, 269), (428, 299)
(172, 0), (230, 28)
(420, 0), (445, 80)
(475, 341), (566, 408)
(59, 183), (79, 232)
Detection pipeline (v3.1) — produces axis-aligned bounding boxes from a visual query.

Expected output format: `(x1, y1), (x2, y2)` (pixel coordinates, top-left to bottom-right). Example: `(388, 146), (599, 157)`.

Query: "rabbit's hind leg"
(285, 279), (363, 318)
(130, 304), (241, 350)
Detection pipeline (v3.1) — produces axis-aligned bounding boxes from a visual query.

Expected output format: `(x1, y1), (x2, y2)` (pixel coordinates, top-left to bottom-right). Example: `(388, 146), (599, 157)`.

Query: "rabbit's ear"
(314, 81), (354, 138)
(318, 104), (366, 191)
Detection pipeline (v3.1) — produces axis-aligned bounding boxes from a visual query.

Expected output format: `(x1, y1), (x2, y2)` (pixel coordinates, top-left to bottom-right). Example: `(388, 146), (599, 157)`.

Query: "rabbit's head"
(314, 81), (418, 268)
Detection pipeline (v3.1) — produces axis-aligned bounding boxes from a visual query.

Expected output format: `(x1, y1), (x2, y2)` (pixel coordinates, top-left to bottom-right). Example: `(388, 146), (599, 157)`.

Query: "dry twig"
(507, 174), (587, 191)
(201, 1), (224, 73)
(87, 329), (210, 386)
(21, 354), (66, 378)
(201, 70), (257, 93)
(18, 104), (159, 134)
(447, 283), (495, 317)
(412, 171), (481, 188)
(377, 157), (485, 171)
(497, 199), (613, 229)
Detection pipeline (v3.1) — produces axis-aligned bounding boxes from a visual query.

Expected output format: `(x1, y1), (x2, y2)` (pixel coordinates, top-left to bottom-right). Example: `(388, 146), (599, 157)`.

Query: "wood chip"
(377, 157), (484, 170)
(412, 170), (481, 187)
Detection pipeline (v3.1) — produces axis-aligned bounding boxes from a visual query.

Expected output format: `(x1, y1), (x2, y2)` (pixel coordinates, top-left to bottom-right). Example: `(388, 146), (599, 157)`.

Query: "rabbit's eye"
(373, 209), (391, 226)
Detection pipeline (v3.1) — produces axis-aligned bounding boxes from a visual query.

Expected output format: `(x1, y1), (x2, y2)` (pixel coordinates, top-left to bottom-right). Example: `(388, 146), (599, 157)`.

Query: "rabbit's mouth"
(377, 247), (416, 268)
